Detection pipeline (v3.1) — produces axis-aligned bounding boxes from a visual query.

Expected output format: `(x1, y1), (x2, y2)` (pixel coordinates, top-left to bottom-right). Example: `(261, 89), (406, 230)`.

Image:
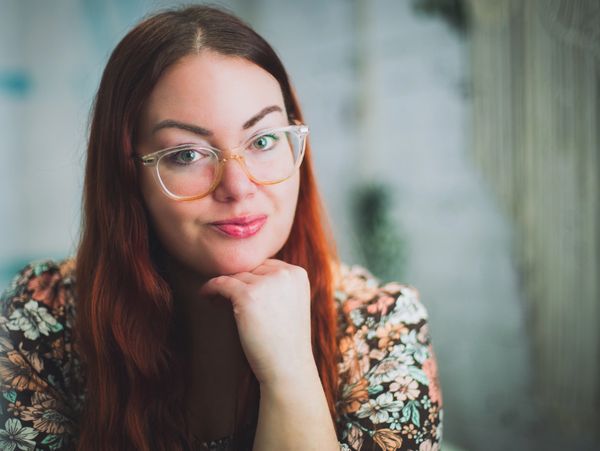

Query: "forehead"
(142, 50), (286, 132)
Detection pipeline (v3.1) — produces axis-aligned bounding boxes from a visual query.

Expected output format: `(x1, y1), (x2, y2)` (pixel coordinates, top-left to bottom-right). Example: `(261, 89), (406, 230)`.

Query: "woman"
(0, 5), (442, 451)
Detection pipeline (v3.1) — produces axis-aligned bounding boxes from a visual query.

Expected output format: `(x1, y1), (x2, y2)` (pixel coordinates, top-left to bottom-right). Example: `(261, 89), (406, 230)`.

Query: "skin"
(136, 50), (338, 449)
(137, 51), (298, 279)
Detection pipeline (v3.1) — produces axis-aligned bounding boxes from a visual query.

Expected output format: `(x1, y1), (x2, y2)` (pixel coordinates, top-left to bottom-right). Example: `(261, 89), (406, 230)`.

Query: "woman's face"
(136, 50), (300, 278)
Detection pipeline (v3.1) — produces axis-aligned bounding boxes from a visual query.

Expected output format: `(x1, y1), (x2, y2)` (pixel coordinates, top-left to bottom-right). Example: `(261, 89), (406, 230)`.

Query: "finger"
(250, 259), (286, 275)
(229, 271), (262, 284)
(250, 265), (276, 276)
(263, 259), (304, 273)
(254, 260), (306, 279)
(199, 275), (247, 306)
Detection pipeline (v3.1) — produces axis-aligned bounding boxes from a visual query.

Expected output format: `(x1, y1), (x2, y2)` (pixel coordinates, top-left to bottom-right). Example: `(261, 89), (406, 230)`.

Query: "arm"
(198, 261), (341, 450)
(252, 364), (339, 451)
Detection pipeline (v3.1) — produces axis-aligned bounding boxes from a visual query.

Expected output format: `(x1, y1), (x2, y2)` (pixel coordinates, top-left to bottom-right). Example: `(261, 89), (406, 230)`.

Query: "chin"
(201, 253), (269, 277)
(181, 235), (288, 277)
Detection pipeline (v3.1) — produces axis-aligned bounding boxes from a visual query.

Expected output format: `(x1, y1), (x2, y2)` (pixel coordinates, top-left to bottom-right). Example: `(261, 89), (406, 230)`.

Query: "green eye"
(165, 148), (206, 166)
(251, 133), (279, 151)
(178, 149), (197, 162)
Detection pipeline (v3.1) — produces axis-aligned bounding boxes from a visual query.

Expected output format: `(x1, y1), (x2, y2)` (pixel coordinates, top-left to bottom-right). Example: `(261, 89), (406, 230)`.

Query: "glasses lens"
(157, 147), (218, 198)
(243, 129), (304, 183)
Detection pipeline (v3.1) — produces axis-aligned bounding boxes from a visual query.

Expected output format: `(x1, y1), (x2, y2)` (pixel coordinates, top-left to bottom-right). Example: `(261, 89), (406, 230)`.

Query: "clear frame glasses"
(138, 124), (309, 201)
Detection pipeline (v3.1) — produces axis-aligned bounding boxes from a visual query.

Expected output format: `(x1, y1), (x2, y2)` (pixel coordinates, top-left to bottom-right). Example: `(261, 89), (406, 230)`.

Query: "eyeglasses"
(138, 124), (309, 201)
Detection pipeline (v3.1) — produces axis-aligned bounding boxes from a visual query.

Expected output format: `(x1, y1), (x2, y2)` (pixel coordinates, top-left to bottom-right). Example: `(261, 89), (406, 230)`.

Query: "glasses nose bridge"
(214, 151), (256, 187)
(215, 143), (246, 162)
(220, 153), (245, 164)
(217, 140), (248, 164)
(219, 152), (250, 175)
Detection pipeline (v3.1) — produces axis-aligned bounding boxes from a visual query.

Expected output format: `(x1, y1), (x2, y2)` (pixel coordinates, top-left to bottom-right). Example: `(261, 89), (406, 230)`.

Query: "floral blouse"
(0, 259), (442, 450)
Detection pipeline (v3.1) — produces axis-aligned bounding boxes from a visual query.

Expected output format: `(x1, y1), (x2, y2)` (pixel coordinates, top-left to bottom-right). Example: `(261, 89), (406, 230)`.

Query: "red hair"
(75, 5), (339, 450)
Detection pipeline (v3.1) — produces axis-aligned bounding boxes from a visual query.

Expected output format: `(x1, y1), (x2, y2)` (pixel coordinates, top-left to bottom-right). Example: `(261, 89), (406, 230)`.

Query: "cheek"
(147, 201), (189, 245)
(275, 176), (300, 231)
(139, 168), (161, 208)
(141, 174), (195, 248)
(145, 200), (207, 272)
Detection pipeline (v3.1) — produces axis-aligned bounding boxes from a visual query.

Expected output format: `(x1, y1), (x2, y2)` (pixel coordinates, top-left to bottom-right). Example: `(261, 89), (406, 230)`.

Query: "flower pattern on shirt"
(5, 300), (63, 341)
(334, 264), (443, 450)
(0, 260), (442, 450)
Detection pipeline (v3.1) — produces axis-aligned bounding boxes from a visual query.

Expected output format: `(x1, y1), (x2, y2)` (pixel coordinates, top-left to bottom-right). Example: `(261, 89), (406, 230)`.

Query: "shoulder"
(1, 259), (77, 347)
(1, 258), (76, 337)
(334, 263), (442, 450)
(334, 263), (428, 333)
(0, 258), (82, 449)
(1, 259), (76, 311)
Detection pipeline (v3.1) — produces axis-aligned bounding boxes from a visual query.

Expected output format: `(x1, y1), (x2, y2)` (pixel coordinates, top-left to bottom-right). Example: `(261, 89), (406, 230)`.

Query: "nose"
(212, 155), (257, 202)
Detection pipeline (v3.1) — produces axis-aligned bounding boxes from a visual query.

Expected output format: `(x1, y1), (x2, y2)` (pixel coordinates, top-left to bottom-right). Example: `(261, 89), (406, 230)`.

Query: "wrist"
(259, 358), (321, 393)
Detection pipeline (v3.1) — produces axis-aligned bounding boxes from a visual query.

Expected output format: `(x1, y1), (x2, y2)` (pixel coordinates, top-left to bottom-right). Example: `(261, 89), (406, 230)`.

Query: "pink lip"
(210, 215), (267, 238)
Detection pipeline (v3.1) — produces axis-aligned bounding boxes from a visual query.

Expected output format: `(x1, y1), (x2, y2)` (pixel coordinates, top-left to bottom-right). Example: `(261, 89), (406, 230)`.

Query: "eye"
(250, 133), (279, 152)
(165, 147), (207, 165)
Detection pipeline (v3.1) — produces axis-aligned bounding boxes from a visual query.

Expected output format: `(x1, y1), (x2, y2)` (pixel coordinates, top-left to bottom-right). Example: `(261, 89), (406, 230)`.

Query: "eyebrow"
(242, 105), (282, 129)
(151, 105), (283, 136)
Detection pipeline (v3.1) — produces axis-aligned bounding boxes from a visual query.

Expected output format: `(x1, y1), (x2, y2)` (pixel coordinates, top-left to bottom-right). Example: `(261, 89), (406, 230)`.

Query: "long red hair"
(75, 5), (339, 450)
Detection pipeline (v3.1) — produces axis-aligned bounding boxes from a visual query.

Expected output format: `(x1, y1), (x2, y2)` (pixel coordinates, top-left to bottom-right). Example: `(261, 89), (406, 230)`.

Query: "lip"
(210, 214), (267, 238)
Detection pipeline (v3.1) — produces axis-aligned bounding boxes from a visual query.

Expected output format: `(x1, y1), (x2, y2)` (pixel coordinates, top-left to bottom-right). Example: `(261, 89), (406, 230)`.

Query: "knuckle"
(274, 267), (288, 277)
(293, 265), (308, 279)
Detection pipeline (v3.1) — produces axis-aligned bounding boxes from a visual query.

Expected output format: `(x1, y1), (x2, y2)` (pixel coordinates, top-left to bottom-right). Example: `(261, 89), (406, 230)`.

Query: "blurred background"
(1, 0), (598, 450)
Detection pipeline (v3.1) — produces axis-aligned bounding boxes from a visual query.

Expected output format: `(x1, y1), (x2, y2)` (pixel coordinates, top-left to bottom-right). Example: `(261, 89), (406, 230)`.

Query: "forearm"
(252, 365), (339, 451)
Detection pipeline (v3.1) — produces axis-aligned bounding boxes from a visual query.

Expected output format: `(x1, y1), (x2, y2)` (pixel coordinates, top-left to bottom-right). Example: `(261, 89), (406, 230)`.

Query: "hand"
(199, 259), (316, 387)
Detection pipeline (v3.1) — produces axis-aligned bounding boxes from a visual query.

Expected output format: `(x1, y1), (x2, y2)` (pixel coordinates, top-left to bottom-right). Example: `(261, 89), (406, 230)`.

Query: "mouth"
(210, 215), (268, 239)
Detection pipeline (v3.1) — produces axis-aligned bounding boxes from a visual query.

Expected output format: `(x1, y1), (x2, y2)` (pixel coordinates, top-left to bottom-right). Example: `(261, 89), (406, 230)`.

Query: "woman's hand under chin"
(198, 259), (316, 388)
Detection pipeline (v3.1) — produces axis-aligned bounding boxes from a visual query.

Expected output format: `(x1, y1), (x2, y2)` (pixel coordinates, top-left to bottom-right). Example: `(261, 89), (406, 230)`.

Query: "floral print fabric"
(334, 265), (442, 450)
(0, 260), (82, 451)
(0, 260), (442, 450)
